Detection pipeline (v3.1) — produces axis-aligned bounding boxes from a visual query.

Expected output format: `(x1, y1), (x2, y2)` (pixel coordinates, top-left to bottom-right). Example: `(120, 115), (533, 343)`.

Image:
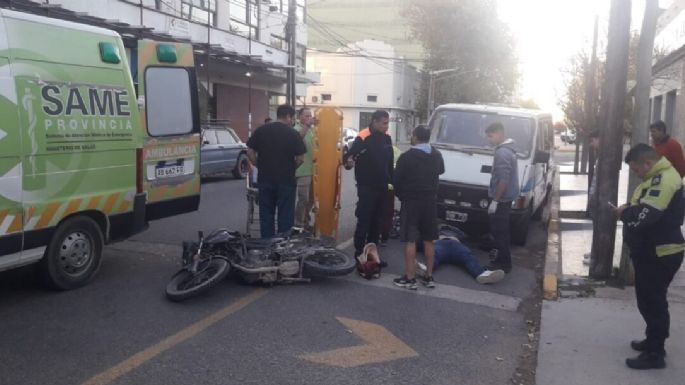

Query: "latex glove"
(488, 200), (498, 215)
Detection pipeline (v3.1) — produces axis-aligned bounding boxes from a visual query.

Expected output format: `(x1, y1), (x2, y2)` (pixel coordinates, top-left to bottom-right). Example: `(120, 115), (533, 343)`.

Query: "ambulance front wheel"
(39, 216), (104, 290)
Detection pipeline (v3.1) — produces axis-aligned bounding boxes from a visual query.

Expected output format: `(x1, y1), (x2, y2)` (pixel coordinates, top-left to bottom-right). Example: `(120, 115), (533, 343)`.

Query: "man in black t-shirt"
(247, 105), (307, 238)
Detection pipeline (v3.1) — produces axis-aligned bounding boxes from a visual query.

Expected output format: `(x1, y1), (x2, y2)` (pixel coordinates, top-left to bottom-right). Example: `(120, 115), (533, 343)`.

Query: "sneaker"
(582, 253), (591, 265)
(415, 261), (428, 278)
(393, 275), (417, 290)
(476, 269), (506, 284)
(421, 275), (436, 288)
(486, 263), (512, 274)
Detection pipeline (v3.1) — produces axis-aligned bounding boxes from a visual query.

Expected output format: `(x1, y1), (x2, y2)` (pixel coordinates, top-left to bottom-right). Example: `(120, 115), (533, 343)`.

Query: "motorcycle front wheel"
(303, 249), (356, 277)
(166, 257), (231, 302)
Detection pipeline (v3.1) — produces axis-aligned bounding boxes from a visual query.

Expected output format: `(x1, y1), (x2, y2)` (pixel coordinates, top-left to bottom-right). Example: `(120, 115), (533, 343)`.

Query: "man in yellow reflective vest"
(615, 144), (684, 370)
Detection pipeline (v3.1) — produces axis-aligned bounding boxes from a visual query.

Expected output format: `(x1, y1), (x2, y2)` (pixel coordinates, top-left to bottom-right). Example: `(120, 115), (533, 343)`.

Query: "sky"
(498, 0), (674, 122)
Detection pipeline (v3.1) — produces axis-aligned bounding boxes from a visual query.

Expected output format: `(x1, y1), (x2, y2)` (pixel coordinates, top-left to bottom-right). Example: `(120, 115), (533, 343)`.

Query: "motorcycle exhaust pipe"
(230, 264), (280, 274)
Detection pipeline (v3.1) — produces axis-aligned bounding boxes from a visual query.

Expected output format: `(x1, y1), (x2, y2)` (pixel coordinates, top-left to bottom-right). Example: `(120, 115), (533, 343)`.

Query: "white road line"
(344, 274), (521, 312)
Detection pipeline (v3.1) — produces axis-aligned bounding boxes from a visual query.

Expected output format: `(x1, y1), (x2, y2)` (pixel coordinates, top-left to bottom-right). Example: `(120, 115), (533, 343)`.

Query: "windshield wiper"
(433, 143), (491, 154)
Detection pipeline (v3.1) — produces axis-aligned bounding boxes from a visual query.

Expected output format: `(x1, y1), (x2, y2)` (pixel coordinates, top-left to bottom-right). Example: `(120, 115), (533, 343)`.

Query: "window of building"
(229, 0), (259, 39)
(359, 112), (374, 130)
(145, 67), (194, 136)
(297, 0), (306, 23)
(665, 90), (677, 131)
(181, 0), (216, 25)
(270, 34), (287, 50)
(321, 93), (332, 101)
(653, 95), (663, 122)
(367, 95), (378, 103)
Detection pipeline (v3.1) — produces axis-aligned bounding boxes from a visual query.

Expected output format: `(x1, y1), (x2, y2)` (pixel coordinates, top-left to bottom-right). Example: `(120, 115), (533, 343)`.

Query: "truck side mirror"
(533, 150), (550, 164)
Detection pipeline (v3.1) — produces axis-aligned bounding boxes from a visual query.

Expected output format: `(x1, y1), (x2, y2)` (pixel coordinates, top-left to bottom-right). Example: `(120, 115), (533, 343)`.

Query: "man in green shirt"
(295, 107), (315, 229)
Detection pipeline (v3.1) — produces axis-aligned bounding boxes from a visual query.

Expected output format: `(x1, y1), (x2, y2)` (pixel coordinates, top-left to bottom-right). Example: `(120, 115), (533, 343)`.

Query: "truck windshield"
(430, 110), (535, 157)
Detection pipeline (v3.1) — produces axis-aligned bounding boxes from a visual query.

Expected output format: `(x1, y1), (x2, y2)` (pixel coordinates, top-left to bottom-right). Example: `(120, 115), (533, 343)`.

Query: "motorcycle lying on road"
(165, 228), (356, 302)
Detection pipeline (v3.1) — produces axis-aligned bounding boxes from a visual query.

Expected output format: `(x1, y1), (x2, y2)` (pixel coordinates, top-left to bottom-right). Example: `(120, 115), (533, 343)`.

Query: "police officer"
(343, 110), (394, 261)
(616, 144), (684, 370)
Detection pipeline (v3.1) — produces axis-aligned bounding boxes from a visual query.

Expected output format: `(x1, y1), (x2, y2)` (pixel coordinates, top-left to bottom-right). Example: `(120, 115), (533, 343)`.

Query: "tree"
(404, 0), (519, 119)
(515, 98), (540, 109)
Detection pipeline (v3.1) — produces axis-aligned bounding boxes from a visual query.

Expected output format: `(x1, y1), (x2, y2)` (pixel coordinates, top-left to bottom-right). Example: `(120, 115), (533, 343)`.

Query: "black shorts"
(399, 199), (438, 242)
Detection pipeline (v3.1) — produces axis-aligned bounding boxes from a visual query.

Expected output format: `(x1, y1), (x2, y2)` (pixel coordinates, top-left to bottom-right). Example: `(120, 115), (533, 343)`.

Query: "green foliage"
(404, 0), (519, 119)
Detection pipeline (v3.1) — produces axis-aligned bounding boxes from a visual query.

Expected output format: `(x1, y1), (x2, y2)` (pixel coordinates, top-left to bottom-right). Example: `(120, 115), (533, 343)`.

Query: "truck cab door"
(0, 31), (23, 268)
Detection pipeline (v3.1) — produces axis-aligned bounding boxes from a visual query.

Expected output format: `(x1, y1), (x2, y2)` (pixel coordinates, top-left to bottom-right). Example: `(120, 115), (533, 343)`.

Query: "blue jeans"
(434, 239), (485, 278)
(258, 182), (296, 238)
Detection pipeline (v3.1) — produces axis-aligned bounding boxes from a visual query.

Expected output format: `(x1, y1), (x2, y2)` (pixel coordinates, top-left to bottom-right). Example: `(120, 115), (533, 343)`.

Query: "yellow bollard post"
(312, 107), (343, 239)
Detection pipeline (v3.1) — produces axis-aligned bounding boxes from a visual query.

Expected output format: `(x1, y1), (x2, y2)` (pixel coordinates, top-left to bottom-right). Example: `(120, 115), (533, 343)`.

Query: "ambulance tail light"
(136, 148), (144, 194)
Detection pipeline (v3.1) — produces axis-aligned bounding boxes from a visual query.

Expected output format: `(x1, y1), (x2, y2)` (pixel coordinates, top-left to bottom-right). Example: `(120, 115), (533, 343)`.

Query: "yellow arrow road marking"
(299, 317), (418, 368)
(80, 288), (268, 385)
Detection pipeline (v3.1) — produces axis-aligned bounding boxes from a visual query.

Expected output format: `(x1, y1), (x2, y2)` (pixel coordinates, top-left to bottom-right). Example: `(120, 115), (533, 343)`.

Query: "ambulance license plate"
(445, 210), (468, 222)
(155, 164), (185, 179)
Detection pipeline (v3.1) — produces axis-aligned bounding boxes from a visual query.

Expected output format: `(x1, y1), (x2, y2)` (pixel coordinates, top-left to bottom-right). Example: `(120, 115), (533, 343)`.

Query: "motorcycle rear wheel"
(303, 249), (356, 277)
(166, 257), (231, 302)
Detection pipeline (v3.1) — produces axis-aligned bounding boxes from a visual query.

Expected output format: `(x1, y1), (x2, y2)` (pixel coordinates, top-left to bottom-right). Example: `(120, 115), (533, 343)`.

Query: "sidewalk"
(536, 162), (685, 384)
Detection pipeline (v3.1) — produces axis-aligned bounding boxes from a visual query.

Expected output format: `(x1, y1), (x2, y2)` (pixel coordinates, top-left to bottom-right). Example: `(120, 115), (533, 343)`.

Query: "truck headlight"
(480, 199), (489, 208)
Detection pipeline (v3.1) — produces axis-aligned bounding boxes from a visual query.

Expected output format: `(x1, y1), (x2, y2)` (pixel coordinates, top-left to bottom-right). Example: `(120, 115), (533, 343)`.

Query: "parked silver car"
(200, 126), (249, 179)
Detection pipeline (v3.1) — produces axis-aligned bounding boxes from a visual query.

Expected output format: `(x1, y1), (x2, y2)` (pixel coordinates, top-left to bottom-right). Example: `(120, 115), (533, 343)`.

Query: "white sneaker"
(583, 253), (591, 265)
(476, 269), (505, 284)
(415, 261), (428, 278)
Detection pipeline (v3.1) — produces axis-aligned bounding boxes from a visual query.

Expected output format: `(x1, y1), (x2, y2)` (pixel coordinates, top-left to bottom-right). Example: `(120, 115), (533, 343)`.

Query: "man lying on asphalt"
(416, 225), (506, 284)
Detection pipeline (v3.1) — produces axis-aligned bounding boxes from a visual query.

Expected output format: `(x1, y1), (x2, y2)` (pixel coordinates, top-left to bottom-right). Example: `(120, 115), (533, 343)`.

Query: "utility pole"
(590, 0), (632, 279)
(581, 17), (599, 179)
(586, 16), (599, 199)
(618, 0), (660, 284)
(285, 0), (297, 106)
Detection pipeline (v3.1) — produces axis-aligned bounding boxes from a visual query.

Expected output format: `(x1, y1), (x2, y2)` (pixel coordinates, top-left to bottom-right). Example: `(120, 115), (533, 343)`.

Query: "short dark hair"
(371, 110), (389, 123)
(264, 117), (272, 124)
(589, 130), (600, 139)
(276, 104), (296, 119)
(298, 107), (311, 117)
(625, 143), (660, 164)
(485, 122), (504, 134)
(649, 120), (667, 132)
(413, 125), (430, 143)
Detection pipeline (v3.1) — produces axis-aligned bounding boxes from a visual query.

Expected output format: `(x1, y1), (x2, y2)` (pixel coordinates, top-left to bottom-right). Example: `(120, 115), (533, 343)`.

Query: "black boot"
(626, 352), (666, 370)
(630, 339), (667, 355)
(630, 339), (648, 352)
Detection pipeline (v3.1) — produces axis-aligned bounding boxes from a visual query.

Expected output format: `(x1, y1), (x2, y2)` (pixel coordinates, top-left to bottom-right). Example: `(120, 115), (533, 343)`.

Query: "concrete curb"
(543, 167), (561, 300)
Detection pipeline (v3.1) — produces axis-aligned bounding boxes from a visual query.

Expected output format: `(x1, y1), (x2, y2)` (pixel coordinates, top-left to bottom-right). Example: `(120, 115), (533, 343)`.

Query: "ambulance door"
(137, 40), (201, 220)
(0, 13), (23, 268)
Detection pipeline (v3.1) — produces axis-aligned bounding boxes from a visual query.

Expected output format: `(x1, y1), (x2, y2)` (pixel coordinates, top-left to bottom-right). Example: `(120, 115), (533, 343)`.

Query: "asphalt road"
(0, 170), (547, 385)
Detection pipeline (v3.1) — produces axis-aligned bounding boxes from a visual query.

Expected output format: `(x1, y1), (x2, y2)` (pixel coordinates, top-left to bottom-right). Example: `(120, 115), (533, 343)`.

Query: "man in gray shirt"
(485, 122), (519, 273)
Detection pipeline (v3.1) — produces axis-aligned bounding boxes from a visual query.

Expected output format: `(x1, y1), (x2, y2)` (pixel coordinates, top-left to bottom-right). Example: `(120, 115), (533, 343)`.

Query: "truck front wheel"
(39, 216), (104, 290)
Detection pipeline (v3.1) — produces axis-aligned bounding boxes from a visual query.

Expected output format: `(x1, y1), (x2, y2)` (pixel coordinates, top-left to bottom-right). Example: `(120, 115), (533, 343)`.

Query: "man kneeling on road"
(615, 144), (684, 370)
(415, 225), (506, 285)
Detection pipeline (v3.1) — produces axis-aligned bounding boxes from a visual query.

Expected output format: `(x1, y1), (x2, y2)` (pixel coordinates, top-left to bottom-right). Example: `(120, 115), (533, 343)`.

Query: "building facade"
(307, 0), (423, 69)
(2, 0), (312, 141)
(651, 0), (685, 145)
(306, 40), (418, 143)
